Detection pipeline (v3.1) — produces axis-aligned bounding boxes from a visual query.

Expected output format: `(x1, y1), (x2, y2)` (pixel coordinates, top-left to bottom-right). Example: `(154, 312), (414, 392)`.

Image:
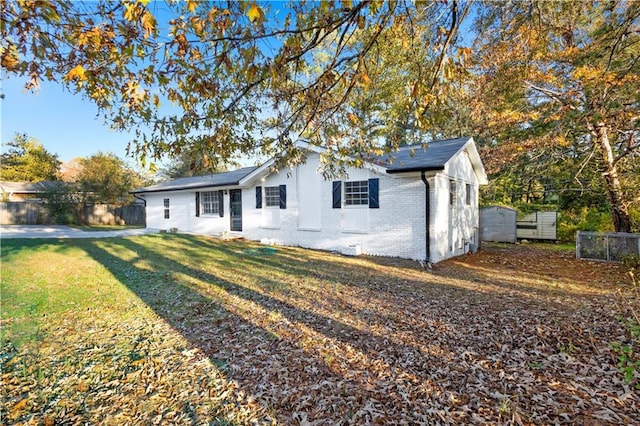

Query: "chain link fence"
(576, 231), (640, 262)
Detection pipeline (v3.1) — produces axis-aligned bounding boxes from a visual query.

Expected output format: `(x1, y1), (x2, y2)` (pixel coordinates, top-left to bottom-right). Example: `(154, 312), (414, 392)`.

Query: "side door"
(229, 189), (242, 231)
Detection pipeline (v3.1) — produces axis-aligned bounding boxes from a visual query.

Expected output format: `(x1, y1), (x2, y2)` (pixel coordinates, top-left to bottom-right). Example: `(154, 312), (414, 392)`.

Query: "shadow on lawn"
(170, 234), (597, 304)
(0, 238), (78, 262)
(78, 234), (610, 423)
(81, 235), (466, 421)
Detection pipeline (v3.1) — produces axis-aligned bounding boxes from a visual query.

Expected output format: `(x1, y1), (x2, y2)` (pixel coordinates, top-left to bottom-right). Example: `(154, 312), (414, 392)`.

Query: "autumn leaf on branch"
(65, 65), (87, 82)
(0, 0), (477, 173)
(246, 4), (264, 24)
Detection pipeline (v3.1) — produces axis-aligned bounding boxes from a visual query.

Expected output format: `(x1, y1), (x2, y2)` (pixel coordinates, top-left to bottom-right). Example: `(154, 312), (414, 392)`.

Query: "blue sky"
(0, 0), (285, 169)
(1, 77), (137, 165)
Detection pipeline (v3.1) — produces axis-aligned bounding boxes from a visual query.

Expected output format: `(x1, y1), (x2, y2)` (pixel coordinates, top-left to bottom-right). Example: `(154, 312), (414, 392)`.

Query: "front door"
(229, 189), (242, 231)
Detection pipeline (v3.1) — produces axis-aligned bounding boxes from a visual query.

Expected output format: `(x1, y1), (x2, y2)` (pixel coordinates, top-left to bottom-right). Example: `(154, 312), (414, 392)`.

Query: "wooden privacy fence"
(576, 231), (640, 262)
(82, 204), (145, 225)
(0, 202), (145, 225)
(0, 202), (48, 224)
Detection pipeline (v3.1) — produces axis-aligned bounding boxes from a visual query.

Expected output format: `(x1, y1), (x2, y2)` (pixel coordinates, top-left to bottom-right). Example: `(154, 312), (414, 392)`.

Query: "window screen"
(163, 198), (170, 219)
(449, 180), (456, 206)
(201, 191), (219, 214)
(345, 180), (369, 206)
(264, 186), (280, 207)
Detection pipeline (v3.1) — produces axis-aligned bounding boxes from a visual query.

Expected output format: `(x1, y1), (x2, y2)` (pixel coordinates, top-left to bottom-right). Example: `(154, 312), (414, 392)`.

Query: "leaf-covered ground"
(1, 236), (638, 424)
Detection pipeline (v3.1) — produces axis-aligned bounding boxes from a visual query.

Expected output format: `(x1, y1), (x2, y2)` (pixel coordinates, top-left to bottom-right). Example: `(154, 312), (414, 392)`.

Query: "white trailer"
(516, 211), (557, 240)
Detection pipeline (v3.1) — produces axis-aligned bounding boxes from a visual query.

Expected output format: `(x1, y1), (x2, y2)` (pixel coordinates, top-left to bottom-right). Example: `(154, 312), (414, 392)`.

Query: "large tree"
(76, 152), (146, 204)
(300, 10), (473, 150)
(472, 0), (640, 232)
(1, 0), (469, 170)
(0, 133), (61, 182)
(157, 147), (230, 180)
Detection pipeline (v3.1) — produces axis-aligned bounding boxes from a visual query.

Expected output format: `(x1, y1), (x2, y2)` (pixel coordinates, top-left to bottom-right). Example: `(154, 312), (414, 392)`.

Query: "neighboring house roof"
(0, 181), (68, 194)
(132, 137), (487, 194)
(131, 166), (258, 194)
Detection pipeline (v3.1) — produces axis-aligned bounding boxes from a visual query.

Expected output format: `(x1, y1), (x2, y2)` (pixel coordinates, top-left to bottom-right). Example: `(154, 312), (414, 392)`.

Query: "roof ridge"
(394, 137), (470, 150)
(182, 165), (258, 178)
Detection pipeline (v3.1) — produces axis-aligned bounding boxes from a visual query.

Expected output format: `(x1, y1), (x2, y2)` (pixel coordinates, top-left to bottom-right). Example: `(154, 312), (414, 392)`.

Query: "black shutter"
(195, 192), (200, 217)
(218, 190), (224, 217)
(279, 184), (287, 209)
(256, 186), (262, 209)
(332, 181), (341, 208)
(368, 178), (379, 209)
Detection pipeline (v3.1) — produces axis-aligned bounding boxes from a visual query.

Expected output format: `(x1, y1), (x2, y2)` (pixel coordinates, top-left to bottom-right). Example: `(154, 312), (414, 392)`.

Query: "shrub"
(557, 208), (613, 242)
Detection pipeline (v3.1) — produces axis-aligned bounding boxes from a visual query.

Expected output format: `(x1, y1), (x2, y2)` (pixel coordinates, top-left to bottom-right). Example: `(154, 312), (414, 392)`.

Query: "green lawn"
(1, 235), (637, 424)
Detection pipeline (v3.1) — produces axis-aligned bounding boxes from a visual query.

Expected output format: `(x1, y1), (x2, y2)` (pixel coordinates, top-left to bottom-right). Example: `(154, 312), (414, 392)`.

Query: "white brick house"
(132, 137), (487, 263)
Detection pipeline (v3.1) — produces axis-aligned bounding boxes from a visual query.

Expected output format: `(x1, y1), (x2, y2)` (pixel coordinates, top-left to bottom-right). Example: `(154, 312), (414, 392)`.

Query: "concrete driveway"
(0, 225), (158, 239)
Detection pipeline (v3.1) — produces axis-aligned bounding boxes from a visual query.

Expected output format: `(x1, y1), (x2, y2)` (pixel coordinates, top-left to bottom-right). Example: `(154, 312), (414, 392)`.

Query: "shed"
(480, 206), (517, 243)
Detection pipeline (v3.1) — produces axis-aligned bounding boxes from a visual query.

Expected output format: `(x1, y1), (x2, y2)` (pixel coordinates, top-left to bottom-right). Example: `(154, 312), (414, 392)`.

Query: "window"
(345, 180), (369, 206)
(449, 180), (456, 206)
(255, 186), (262, 208)
(465, 183), (472, 205)
(201, 191), (219, 215)
(264, 186), (280, 207)
(163, 198), (170, 219)
(333, 179), (378, 209)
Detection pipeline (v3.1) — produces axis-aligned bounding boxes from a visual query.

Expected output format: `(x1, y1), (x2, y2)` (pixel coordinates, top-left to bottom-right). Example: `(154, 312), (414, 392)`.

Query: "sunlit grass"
(1, 236), (268, 424)
(1, 241), (133, 347)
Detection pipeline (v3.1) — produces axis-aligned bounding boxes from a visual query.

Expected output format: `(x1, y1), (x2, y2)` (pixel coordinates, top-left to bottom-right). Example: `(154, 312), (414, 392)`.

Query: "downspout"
(132, 193), (146, 207)
(421, 171), (431, 267)
(132, 193), (147, 227)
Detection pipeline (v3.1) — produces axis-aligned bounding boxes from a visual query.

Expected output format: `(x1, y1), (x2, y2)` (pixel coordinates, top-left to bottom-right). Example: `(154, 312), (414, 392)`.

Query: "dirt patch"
(439, 242), (631, 289)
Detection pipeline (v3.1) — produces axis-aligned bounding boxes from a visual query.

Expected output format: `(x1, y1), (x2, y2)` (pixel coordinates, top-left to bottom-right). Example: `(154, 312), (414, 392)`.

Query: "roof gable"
(383, 137), (487, 184)
(382, 137), (468, 171)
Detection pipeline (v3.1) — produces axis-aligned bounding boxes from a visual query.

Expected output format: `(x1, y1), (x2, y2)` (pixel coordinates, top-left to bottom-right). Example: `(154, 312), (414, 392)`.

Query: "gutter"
(130, 181), (244, 195)
(387, 166), (444, 174)
(420, 171), (431, 267)
(132, 193), (146, 207)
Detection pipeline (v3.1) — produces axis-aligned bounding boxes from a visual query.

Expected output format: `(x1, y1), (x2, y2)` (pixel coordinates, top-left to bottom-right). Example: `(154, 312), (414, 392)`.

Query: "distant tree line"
(1, 133), (151, 205)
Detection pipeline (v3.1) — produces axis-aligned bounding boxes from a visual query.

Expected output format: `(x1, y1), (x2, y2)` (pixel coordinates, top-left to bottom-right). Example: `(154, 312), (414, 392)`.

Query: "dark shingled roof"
(131, 166), (258, 194)
(380, 137), (471, 173)
(132, 137), (476, 193)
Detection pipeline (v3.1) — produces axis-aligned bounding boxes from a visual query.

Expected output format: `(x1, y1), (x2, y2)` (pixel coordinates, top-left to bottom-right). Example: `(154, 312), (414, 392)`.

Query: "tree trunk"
(592, 122), (632, 233)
